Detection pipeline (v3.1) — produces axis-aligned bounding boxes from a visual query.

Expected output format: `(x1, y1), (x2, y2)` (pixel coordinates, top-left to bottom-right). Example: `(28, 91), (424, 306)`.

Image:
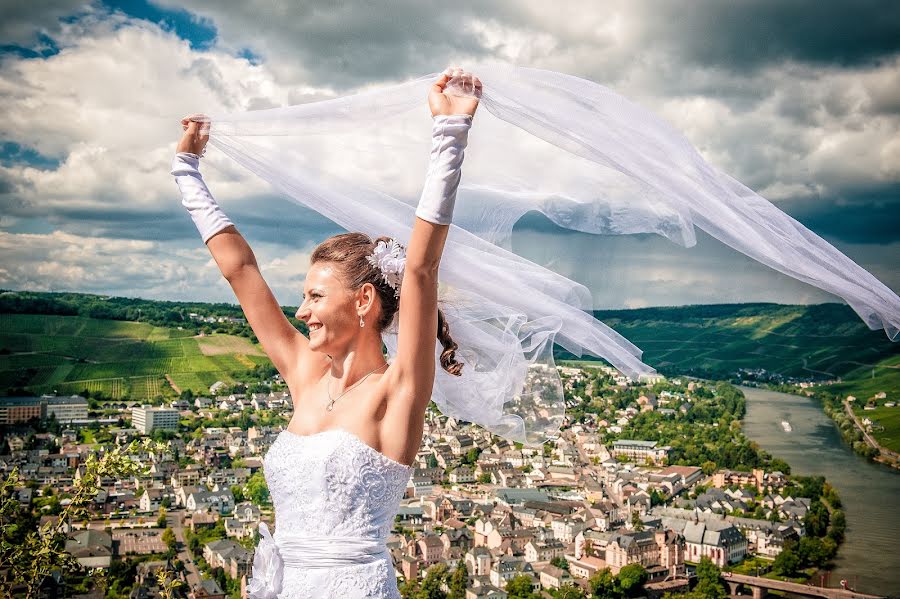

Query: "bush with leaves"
(0, 438), (170, 598)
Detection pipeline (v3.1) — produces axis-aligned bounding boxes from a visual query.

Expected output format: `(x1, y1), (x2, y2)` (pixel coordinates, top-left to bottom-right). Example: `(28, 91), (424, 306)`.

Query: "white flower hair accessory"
(366, 238), (406, 298)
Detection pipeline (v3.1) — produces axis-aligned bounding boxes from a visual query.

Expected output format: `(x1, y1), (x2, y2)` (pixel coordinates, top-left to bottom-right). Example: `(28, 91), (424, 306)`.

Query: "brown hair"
(310, 232), (463, 376)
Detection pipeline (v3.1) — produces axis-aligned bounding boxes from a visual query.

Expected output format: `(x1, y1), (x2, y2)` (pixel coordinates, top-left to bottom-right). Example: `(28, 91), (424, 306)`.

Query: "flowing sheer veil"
(205, 64), (899, 445)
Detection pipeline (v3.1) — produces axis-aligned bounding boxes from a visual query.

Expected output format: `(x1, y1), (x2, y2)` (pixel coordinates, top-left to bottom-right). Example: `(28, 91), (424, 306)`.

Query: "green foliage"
(630, 511), (644, 532)
(554, 585), (586, 599)
(550, 555), (570, 571)
(616, 563), (647, 596)
(245, 471), (270, 505)
(417, 563), (449, 599)
(587, 565), (648, 599)
(0, 438), (171, 598)
(693, 557), (726, 599)
(505, 574), (538, 598)
(448, 560), (468, 599)
(773, 541), (801, 576)
(588, 568), (618, 598)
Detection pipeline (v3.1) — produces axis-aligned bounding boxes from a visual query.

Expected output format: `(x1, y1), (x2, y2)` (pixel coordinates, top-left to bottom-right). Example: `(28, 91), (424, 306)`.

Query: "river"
(740, 386), (900, 596)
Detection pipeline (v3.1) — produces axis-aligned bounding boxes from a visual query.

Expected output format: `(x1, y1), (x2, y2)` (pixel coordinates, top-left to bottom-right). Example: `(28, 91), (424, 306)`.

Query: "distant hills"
(1, 290), (897, 399)
(566, 303), (899, 381)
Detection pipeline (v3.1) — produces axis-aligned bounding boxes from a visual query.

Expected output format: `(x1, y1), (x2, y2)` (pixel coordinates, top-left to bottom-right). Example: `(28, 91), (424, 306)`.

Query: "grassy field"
(569, 303), (900, 381)
(0, 313), (270, 400)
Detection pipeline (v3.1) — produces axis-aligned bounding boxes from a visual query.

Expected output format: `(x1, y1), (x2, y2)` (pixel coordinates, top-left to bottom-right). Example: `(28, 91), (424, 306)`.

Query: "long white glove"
(171, 152), (234, 243)
(415, 114), (472, 225)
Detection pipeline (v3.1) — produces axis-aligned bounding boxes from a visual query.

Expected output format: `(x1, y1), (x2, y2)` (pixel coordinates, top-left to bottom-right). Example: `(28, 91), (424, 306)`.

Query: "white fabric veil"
(206, 64), (900, 445)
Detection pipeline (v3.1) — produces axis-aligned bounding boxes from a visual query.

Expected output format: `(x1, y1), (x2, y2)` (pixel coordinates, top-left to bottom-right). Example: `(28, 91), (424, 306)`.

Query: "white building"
(45, 395), (89, 421)
(132, 406), (179, 434)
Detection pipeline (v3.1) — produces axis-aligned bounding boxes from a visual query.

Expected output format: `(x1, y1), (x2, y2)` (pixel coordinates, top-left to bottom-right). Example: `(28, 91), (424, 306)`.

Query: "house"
(204, 539), (253, 580)
(411, 535), (445, 566)
(65, 529), (113, 569)
(465, 546), (493, 576)
(524, 540), (566, 563)
(537, 564), (572, 590)
(489, 556), (534, 589)
(186, 489), (234, 514)
(450, 466), (476, 484)
(680, 520), (747, 566)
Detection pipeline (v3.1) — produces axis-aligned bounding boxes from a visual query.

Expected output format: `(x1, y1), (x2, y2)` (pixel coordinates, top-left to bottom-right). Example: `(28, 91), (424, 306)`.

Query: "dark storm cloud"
(0, 0), (88, 48)
(47, 195), (344, 245)
(648, 0), (900, 71)
(149, 0), (521, 88)
(780, 185), (900, 245)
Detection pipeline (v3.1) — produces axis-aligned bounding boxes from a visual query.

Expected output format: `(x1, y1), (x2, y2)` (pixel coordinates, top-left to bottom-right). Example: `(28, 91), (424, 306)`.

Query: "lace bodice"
(254, 428), (412, 598)
(265, 428), (411, 538)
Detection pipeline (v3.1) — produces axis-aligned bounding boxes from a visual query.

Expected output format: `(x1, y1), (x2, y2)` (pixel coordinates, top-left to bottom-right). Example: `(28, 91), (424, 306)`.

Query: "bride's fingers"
(431, 73), (450, 93)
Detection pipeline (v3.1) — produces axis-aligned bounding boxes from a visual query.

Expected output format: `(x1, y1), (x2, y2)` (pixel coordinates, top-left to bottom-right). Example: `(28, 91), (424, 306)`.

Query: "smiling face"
(295, 262), (361, 353)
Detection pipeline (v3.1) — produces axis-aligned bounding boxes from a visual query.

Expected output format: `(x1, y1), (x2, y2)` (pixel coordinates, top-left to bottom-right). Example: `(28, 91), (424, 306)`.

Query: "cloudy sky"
(1, 0), (898, 312)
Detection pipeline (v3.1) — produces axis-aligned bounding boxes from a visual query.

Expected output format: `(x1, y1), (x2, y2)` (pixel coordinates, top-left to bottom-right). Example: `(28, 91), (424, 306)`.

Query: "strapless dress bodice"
(247, 428), (412, 599)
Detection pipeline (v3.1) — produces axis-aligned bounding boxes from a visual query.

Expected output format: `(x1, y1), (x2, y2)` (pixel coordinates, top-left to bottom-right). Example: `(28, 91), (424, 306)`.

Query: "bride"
(172, 68), (481, 598)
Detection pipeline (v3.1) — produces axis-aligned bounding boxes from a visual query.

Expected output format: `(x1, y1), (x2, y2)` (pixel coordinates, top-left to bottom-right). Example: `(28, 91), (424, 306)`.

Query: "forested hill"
(2, 289), (897, 385)
(573, 302), (899, 382)
(0, 288), (303, 340)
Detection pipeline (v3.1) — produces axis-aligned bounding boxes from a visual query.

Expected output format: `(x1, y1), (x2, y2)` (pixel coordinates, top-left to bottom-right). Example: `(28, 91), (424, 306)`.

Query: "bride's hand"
(176, 114), (210, 155)
(428, 67), (481, 118)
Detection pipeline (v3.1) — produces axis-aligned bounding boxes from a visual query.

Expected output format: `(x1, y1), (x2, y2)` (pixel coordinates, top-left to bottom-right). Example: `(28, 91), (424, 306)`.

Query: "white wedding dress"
(247, 428), (412, 598)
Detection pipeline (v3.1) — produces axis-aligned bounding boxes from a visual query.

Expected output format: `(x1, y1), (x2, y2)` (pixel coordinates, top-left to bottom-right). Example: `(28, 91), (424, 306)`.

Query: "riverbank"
(740, 386), (900, 595)
(759, 381), (900, 471)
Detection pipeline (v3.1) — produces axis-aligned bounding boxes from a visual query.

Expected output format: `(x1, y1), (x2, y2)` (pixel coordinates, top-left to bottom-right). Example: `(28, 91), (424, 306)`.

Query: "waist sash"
(276, 532), (388, 569)
(247, 522), (390, 599)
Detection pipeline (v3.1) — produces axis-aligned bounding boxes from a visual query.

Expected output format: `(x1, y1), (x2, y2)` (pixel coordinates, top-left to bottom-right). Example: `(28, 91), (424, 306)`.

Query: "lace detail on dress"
(256, 429), (412, 599)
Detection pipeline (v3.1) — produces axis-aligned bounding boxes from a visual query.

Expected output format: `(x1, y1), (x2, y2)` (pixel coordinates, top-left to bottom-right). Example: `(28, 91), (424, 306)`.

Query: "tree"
(773, 543), (801, 576)
(156, 507), (168, 528)
(162, 527), (177, 550)
(555, 584), (586, 599)
(630, 511), (644, 532)
(0, 439), (170, 598)
(448, 560), (468, 599)
(589, 567), (619, 598)
(617, 563), (647, 596)
(417, 563), (448, 599)
(550, 555), (570, 571)
(505, 575), (537, 598)
(692, 556), (726, 599)
(245, 471), (270, 505)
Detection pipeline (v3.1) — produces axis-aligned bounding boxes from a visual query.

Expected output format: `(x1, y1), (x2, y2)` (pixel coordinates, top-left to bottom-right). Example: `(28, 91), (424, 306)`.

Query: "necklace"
(326, 361), (388, 411)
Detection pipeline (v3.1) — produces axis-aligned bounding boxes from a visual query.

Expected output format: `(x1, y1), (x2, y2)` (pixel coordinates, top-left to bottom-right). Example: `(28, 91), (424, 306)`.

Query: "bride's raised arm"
(392, 69), (481, 409)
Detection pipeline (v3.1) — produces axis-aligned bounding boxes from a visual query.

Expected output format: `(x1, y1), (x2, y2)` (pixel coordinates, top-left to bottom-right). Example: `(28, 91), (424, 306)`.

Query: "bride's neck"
(328, 344), (387, 386)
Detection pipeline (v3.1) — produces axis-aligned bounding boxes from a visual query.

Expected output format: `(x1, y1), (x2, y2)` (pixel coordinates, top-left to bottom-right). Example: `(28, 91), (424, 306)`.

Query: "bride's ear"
(356, 282), (378, 317)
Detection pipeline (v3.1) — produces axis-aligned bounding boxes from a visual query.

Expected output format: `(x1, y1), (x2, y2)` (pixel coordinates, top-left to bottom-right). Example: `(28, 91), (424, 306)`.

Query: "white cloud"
(0, 2), (896, 310)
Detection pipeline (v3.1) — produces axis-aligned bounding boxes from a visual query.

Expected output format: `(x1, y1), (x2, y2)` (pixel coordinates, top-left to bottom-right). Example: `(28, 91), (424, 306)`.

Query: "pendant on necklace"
(326, 399), (335, 411)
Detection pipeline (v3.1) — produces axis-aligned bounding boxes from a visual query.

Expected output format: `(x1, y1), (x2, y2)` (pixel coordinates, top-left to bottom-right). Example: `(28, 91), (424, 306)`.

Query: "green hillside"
(821, 354), (900, 452)
(567, 303), (899, 382)
(2, 293), (897, 402)
(0, 313), (271, 401)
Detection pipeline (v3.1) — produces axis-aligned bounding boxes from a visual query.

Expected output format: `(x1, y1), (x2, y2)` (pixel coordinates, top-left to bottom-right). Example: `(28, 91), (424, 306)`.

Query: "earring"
(359, 315), (365, 328)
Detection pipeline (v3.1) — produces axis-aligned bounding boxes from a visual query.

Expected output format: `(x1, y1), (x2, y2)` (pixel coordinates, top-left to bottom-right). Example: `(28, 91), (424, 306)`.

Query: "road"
(166, 508), (201, 591)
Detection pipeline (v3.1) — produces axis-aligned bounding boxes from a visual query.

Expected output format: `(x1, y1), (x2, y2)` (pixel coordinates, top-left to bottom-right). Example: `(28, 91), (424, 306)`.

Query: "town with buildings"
(0, 365), (848, 598)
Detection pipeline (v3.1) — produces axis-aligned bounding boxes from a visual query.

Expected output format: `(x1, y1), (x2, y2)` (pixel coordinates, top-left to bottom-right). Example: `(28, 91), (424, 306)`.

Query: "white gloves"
(172, 112), (470, 241)
(171, 152), (234, 243)
(415, 114), (472, 225)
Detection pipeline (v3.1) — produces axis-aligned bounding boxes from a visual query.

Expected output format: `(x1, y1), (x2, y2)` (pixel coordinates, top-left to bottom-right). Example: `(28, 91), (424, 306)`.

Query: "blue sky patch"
(0, 142), (62, 170)
(102, 0), (217, 50)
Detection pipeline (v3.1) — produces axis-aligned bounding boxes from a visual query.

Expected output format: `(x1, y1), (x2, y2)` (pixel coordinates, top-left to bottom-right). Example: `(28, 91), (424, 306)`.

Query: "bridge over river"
(723, 572), (886, 599)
